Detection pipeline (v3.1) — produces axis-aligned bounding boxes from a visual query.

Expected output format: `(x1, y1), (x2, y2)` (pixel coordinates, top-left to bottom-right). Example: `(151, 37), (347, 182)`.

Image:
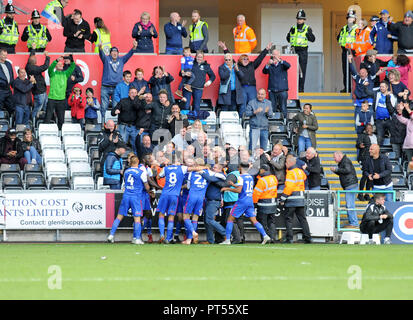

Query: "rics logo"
(72, 202), (84, 213)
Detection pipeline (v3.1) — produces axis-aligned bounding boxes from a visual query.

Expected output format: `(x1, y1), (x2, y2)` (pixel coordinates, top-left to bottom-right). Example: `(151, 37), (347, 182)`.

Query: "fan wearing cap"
(369, 9), (396, 54)
(0, 128), (27, 170)
(0, 2), (19, 54)
(21, 10), (52, 53)
(370, 16), (380, 30)
(286, 9), (315, 93)
(337, 10), (358, 92)
(388, 10), (413, 54)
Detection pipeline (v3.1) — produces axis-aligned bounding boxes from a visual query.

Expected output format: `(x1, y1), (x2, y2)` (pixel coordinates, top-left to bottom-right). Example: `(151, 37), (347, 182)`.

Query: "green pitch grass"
(0, 243), (413, 300)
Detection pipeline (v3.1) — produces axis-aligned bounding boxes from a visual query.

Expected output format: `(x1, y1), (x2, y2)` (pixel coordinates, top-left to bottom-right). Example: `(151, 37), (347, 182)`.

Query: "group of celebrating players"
(106, 151), (272, 245)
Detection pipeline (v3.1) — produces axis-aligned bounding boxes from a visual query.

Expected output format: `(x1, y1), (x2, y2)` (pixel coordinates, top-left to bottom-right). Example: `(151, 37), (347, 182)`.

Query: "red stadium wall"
(11, 0), (159, 53)
(7, 53), (299, 102)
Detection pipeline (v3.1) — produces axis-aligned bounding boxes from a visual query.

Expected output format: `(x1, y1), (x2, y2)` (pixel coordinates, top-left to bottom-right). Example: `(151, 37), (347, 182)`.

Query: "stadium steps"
(300, 92), (369, 228)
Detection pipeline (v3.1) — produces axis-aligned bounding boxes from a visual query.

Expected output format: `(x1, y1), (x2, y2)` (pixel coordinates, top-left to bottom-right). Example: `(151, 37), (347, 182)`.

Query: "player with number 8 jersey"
(156, 160), (208, 244)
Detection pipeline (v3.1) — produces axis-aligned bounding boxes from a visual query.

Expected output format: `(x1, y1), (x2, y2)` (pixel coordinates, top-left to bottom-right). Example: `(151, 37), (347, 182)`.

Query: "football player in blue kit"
(107, 156), (153, 244)
(220, 162), (271, 245)
(182, 158), (209, 244)
(156, 158), (207, 244)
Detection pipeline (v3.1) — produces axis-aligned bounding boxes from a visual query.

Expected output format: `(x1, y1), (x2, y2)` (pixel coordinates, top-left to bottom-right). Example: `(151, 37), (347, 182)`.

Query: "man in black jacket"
(25, 51), (50, 121)
(331, 151), (359, 228)
(360, 193), (393, 244)
(300, 147), (321, 190)
(63, 9), (91, 53)
(0, 128), (27, 169)
(388, 11), (413, 54)
(12, 68), (36, 125)
(63, 54), (84, 99)
(356, 124), (376, 201)
(0, 49), (14, 115)
(111, 87), (140, 153)
(364, 144), (394, 202)
(98, 119), (123, 168)
(150, 90), (172, 135)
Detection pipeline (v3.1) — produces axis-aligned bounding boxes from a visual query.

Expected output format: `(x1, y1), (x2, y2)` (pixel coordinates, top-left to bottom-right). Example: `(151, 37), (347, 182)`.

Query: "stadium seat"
(72, 176), (95, 190)
(200, 99), (213, 111)
(320, 177), (330, 190)
(0, 123), (9, 135)
(66, 149), (89, 163)
(0, 163), (20, 174)
(2, 173), (23, 190)
(391, 163), (404, 176)
(93, 160), (102, 180)
(26, 173), (47, 190)
(64, 110), (72, 123)
(40, 135), (62, 150)
(63, 135), (85, 150)
(204, 112), (216, 131)
(43, 149), (65, 165)
(339, 231), (360, 244)
(23, 163), (43, 181)
(359, 233), (381, 245)
(62, 123), (82, 137)
(268, 112), (285, 125)
(105, 110), (118, 124)
(38, 123), (59, 137)
(268, 124), (289, 139)
(49, 177), (70, 190)
(408, 174), (413, 190)
(85, 124), (102, 135)
(219, 111), (239, 125)
(97, 176), (110, 190)
(86, 135), (99, 149)
(45, 162), (68, 183)
(89, 147), (100, 164)
(0, 110), (9, 120)
(68, 162), (92, 178)
(392, 175), (408, 190)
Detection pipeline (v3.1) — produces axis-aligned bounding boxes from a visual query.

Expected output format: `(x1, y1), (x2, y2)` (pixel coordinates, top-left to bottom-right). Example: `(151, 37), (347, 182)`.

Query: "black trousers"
(376, 119), (392, 146)
(284, 206), (311, 241)
(257, 211), (276, 241)
(45, 99), (66, 130)
(294, 47), (308, 92)
(360, 218), (393, 239)
(341, 47), (353, 91)
(0, 88), (15, 115)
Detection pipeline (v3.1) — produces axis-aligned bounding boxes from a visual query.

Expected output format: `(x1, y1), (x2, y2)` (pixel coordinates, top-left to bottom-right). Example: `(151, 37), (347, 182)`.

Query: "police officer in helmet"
(286, 9), (315, 93)
(21, 9), (52, 53)
(0, 3), (19, 54)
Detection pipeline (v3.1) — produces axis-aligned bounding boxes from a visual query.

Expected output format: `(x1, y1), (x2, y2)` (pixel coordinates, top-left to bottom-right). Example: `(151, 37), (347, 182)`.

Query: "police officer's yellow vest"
(189, 21), (208, 42)
(94, 28), (112, 54)
(290, 24), (309, 47)
(0, 19), (18, 45)
(42, 0), (63, 24)
(338, 24), (357, 47)
(27, 24), (48, 49)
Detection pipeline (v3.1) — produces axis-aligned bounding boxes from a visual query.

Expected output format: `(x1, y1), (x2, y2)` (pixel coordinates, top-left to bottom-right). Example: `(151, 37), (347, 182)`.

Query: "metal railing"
(336, 189), (396, 232)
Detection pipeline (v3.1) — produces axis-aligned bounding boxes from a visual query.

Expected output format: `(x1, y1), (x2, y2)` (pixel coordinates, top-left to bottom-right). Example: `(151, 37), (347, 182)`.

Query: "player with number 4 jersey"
(107, 157), (152, 244)
(220, 162), (271, 245)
